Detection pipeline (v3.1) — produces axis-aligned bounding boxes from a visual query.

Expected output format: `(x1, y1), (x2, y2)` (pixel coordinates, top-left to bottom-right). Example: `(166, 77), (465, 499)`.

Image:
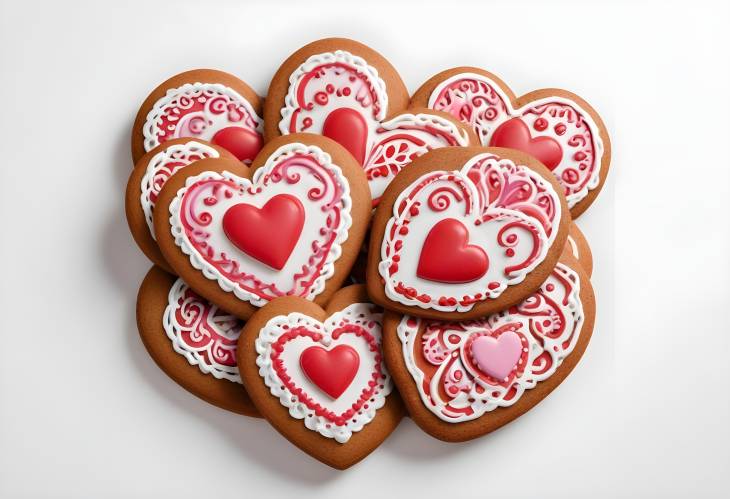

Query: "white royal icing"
(428, 72), (605, 208)
(255, 303), (392, 443)
(140, 140), (220, 240)
(163, 278), (242, 382)
(397, 262), (584, 422)
(168, 142), (353, 307)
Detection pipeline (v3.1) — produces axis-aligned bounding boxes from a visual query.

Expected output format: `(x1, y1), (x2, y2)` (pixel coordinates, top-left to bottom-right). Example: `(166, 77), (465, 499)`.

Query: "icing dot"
(554, 124), (567, 136)
(533, 118), (548, 131)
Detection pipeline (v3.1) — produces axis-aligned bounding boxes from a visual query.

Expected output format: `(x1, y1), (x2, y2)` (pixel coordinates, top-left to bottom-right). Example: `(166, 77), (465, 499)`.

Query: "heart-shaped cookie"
(136, 266), (259, 416)
(238, 285), (404, 469)
(367, 146), (570, 320)
(382, 253), (595, 442)
(126, 138), (237, 272)
(264, 38), (477, 203)
(154, 134), (371, 319)
(411, 67), (611, 218)
(132, 69), (264, 164)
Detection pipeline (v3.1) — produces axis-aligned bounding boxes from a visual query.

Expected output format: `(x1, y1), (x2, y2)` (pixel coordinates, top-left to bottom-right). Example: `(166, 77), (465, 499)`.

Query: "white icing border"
(140, 140), (220, 240)
(397, 262), (584, 422)
(143, 81), (263, 153)
(428, 72), (605, 207)
(168, 142), (353, 307)
(378, 152), (562, 312)
(278, 50), (389, 135)
(163, 278), (242, 383)
(255, 303), (393, 443)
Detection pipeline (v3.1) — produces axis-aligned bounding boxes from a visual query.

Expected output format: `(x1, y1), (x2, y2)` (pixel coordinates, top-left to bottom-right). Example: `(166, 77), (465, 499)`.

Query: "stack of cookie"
(126, 38), (609, 470)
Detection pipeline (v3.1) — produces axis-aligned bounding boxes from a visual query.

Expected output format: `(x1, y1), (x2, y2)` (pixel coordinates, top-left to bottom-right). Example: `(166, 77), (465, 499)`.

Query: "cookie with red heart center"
(132, 69), (264, 164)
(382, 253), (595, 442)
(264, 38), (477, 204)
(126, 138), (237, 272)
(237, 285), (404, 470)
(367, 146), (570, 320)
(153, 134), (371, 320)
(410, 67), (611, 218)
(136, 265), (259, 416)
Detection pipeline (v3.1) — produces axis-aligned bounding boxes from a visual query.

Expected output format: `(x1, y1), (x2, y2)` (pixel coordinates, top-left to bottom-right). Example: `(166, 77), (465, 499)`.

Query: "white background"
(1, 0), (728, 497)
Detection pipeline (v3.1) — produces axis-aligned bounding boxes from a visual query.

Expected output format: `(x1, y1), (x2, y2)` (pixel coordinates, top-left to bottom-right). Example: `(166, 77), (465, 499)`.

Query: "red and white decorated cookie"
(382, 253), (595, 441)
(367, 146), (570, 320)
(126, 138), (237, 271)
(265, 38), (476, 203)
(132, 69), (264, 164)
(136, 266), (258, 416)
(411, 67), (611, 218)
(153, 134), (372, 320)
(238, 285), (404, 469)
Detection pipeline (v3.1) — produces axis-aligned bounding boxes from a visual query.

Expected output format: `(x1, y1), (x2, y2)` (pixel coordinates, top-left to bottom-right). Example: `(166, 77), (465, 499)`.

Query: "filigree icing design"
(255, 303), (392, 443)
(163, 278), (243, 382)
(143, 82), (262, 162)
(168, 143), (352, 307)
(279, 51), (469, 201)
(397, 262), (584, 422)
(379, 152), (561, 312)
(429, 73), (604, 207)
(140, 140), (220, 239)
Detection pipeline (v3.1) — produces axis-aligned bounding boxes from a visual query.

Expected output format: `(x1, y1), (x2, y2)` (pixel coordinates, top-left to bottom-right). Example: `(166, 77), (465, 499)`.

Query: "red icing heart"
(417, 219), (488, 283)
(211, 126), (263, 163)
(300, 345), (360, 399)
(222, 194), (304, 270)
(489, 118), (562, 171)
(322, 108), (368, 165)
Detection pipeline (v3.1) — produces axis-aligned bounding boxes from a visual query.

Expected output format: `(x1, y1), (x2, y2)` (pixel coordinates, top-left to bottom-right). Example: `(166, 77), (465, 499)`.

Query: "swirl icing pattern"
(379, 152), (561, 312)
(144, 82), (263, 163)
(163, 278), (243, 382)
(396, 262), (584, 422)
(140, 140), (220, 240)
(429, 73), (604, 208)
(168, 143), (352, 307)
(278, 50), (470, 201)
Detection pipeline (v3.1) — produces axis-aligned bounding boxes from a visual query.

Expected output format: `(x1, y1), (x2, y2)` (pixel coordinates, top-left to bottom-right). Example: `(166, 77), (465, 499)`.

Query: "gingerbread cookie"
(567, 223), (593, 277)
(153, 134), (371, 320)
(367, 146), (570, 320)
(137, 266), (258, 416)
(132, 69), (264, 164)
(411, 67), (611, 218)
(382, 253), (594, 442)
(264, 38), (477, 203)
(237, 285), (404, 469)
(126, 138), (237, 271)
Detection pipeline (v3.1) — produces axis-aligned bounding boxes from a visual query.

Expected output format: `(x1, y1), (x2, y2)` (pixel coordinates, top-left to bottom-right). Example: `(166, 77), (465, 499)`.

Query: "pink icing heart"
(471, 331), (523, 380)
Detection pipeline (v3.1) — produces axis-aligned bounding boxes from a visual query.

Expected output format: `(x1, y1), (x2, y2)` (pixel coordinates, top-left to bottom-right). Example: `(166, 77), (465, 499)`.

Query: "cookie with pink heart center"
(367, 146), (570, 320)
(132, 69), (264, 164)
(238, 285), (404, 470)
(153, 134), (372, 320)
(410, 67), (611, 218)
(382, 254), (595, 442)
(264, 38), (477, 203)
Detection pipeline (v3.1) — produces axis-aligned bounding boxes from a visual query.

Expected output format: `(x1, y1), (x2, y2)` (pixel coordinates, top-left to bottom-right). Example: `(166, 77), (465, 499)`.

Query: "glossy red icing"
(322, 108), (368, 164)
(300, 344), (360, 399)
(417, 219), (488, 283)
(489, 118), (562, 171)
(222, 194), (304, 270)
(211, 126), (263, 162)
